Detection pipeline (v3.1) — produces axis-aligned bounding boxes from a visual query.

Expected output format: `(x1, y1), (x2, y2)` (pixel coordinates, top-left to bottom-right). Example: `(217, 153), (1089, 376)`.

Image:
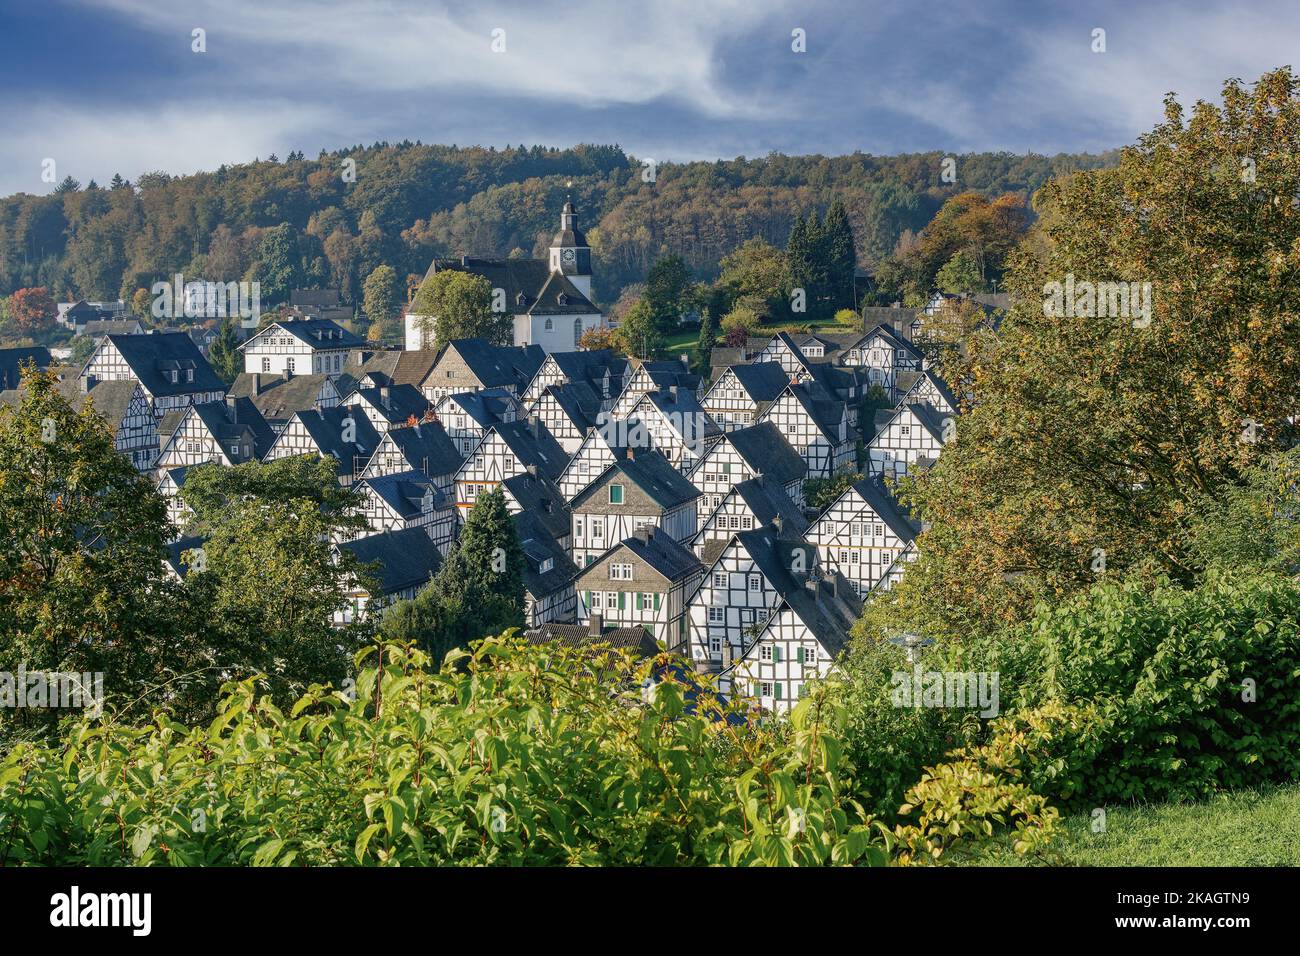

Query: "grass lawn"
(967, 784), (1300, 866)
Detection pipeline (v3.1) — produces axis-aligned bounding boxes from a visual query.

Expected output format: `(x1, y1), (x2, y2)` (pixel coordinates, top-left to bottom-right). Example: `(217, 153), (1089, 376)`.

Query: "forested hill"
(0, 142), (1118, 307)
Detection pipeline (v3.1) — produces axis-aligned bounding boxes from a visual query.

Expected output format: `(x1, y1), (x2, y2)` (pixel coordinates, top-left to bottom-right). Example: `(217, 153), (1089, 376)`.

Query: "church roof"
(424, 258), (598, 316)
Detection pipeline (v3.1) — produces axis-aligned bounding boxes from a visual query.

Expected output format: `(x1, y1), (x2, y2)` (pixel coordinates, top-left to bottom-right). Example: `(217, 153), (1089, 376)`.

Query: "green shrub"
(0, 637), (888, 867)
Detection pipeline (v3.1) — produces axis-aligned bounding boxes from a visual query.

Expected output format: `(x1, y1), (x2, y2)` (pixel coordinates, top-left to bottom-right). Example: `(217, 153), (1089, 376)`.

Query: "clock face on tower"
(561, 248), (576, 263)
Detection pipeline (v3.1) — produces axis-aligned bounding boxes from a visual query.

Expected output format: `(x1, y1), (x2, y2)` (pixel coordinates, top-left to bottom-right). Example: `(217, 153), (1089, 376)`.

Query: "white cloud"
(0, 101), (334, 195)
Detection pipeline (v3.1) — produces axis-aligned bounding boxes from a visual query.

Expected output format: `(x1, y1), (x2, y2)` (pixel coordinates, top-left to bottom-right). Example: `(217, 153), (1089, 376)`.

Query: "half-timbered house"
(358, 421), (463, 501)
(895, 368), (959, 415)
(238, 318), (363, 378)
(575, 526), (703, 649)
(690, 420), (807, 520)
(349, 470), (456, 554)
(453, 418), (568, 516)
(525, 381), (601, 454)
(866, 402), (950, 478)
(804, 476), (920, 596)
(335, 527), (442, 624)
(262, 405), (381, 486)
(82, 332), (226, 421)
(626, 386), (721, 476)
(432, 387), (524, 457)
(340, 384), (432, 434)
(517, 510), (579, 627)
(155, 397), (276, 473)
(757, 382), (855, 479)
(556, 427), (624, 501)
(608, 358), (700, 419)
(753, 331), (808, 376)
(227, 372), (340, 432)
(690, 477), (808, 564)
(569, 447), (700, 567)
(841, 323), (924, 401)
(699, 361), (790, 431)
(521, 348), (628, 411)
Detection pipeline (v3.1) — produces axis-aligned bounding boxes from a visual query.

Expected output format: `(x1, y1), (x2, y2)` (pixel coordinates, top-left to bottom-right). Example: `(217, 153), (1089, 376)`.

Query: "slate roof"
(188, 398), (278, 460)
(633, 359), (702, 393)
(345, 384), (432, 425)
(730, 477), (809, 535)
(240, 318), (365, 352)
(228, 372), (332, 425)
(899, 368), (959, 412)
(783, 381), (848, 442)
(515, 510), (578, 601)
(82, 319), (144, 337)
(164, 534), (208, 580)
(95, 332), (226, 397)
(546, 348), (628, 387)
(599, 527), (702, 583)
(722, 422), (808, 486)
(635, 386), (721, 443)
(376, 422), (463, 478)
(539, 381), (601, 432)
(732, 526), (860, 657)
(289, 405), (382, 472)
(850, 322), (923, 360)
(0, 346), (54, 391)
(362, 470), (437, 520)
(339, 526), (443, 596)
(860, 306), (920, 338)
(844, 477), (920, 543)
(443, 387), (523, 429)
(524, 622), (658, 658)
(443, 338), (546, 391)
(355, 349), (440, 389)
(573, 447), (701, 512)
(54, 377), (141, 427)
(502, 470), (570, 543)
(490, 419), (570, 482)
(720, 361), (791, 403)
(425, 259), (599, 316)
(906, 402), (950, 442)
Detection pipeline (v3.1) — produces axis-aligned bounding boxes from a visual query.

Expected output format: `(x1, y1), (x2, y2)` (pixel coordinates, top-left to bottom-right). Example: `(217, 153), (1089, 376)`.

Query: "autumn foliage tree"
(9, 287), (56, 334)
(876, 68), (1300, 639)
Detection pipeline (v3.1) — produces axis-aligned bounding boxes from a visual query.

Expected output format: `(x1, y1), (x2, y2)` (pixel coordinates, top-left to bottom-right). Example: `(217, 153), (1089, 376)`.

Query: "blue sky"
(1, 0), (1296, 195)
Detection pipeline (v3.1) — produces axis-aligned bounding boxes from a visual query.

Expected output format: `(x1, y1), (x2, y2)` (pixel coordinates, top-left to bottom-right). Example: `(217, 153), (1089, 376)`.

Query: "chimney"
(668, 384), (679, 402)
(225, 394), (238, 423)
(252, 372), (263, 395)
(722, 641), (734, 667)
(461, 255), (471, 267)
(528, 414), (540, 439)
(588, 612), (603, 637)
(379, 386), (391, 407)
(772, 515), (784, 534)
(81, 374), (95, 395)
(526, 463), (539, 480)
(634, 527), (650, 544)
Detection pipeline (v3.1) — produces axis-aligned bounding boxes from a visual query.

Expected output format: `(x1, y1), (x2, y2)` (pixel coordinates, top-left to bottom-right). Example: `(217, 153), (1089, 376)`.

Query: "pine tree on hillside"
(787, 213), (831, 320)
(823, 200), (858, 312)
(380, 486), (525, 665)
(695, 307), (717, 373)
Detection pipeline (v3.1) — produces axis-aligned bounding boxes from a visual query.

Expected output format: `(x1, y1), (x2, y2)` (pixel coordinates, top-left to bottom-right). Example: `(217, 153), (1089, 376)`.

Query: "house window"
(709, 634), (721, 653)
(591, 522), (603, 539)
(170, 370), (178, 384)
(544, 318), (553, 332)
(608, 484), (624, 504)
(900, 425), (910, 436)
(286, 358), (295, 374)
(640, 592), (653, 609)
(610, 563), (633, 580)
(760, 682), (773, 698)
(539, 557), (553, 573)
(712, 572), (727, 588)
(575, 518), (584, 538)
(591, 591), (603, 609)
(186, 369), (194, 382)
(262, 358), (271, 372)
(708, 607), (724, 624)
(760, 645), (773, 661)
(748, 575), (760, 592)
(574, 319), (582, 345)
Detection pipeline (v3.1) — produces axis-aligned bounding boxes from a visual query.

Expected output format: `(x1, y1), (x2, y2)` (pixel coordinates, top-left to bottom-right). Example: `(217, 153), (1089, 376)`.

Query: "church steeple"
(549, 198), (592, 298)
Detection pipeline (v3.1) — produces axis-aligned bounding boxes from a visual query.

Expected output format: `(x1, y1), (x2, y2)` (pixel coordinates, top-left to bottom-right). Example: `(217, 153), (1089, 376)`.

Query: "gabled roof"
(849, 322), (923, 360)
(502, 470), (570, 543)
(95, 332), (225, 397)
(718, 361), (791, 403)
(356, 349), (440, 389)
(538, 381), (601, 432)
(632, 359), (702, 393)
(289, 405), (381, 469)
(188, 398), (277, 460)
(633, 387), (721, 442)
(723, 422), (807, 486)
(901, 369), (959, 412)
(362, 470), (436, 520)
(525, 622), (658, 657)
(82, 319), (144, 337)
(376, 421), (462, 477)
(779, 381), (847, 442)
(906, 402), (950, 442)
(228, 372), (333, 424)
(239, 318), (364, 352)
(164, 534), (208, 580)
(573, 448), (701, 512)
(731, 526), (860, 656)
(836, 477), (920, 543)
(53, 376), (142, 427)
(425, 259), (599, 316)
(589, 527), (701, 584)
(515, 510), (578, 600)
(0, 346), (54, 390)
(441, 386), (521, 429)
(345, 384), (431, 425)
(546, 348), (627, 385)
(444, 338), (546, 391)
(490, 419), (569, 481)
(729, 477), (809, 534)
(339, 527), (442, 596)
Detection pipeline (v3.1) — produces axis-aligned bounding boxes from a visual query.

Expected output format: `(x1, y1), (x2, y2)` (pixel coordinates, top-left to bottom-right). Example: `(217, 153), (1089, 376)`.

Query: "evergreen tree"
(207, 319), (243, 384)
(823, 200), (858, 311)
(695, 307), (717, 373)
(380, 487), (524, 664)
(786, 214), (831, 320)
(645, 254), (690, 331)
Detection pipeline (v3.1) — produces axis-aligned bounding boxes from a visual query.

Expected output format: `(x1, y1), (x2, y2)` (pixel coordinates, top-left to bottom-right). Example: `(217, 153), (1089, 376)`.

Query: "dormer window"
(185, 368), (194, 383)
(169, 370), (178, 384)
(557, 293), (568, 307)
(539, 557), (554, 574)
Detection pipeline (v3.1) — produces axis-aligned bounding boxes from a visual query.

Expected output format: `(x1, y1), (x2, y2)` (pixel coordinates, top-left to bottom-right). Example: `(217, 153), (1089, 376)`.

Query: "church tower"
(548, 200), (593, 299)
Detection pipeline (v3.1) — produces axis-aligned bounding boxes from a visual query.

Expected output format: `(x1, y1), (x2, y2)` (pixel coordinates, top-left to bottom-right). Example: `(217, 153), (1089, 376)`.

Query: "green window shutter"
(774, 646), (783, 663)
(653, 593), (661, 610)
(796, 648), (805, 664)
(584, 590), (591, 608)
(635, 593), (642, 610)
(775, 683), (783, 700)
(618, 592), (626, 610)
